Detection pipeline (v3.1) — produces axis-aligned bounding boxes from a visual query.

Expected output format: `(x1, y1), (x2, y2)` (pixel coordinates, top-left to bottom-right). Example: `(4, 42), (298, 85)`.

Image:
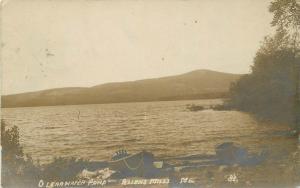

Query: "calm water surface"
(2, 99), (296, 164)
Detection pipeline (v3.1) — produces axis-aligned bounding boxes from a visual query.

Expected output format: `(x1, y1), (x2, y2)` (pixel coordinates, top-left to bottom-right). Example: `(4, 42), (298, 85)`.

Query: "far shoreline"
(1, 97), (226, 109)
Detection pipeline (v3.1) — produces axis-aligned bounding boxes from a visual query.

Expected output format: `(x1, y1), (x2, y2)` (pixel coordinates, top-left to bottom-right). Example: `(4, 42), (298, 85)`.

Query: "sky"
(1, 0), (273, 95)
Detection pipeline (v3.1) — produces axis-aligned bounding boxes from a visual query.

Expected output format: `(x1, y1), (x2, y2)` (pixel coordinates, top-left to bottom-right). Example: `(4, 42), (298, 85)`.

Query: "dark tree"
(228, 0), (300, 130)
(1, 120), (41, 187)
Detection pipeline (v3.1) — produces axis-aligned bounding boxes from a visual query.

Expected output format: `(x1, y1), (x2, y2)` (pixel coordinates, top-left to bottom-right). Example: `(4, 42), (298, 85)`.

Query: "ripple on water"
(1, 99), (295, 164)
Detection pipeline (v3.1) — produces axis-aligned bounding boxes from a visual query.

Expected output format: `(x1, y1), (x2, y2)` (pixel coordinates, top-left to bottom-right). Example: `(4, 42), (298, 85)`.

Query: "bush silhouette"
(1, 120), (41, 187)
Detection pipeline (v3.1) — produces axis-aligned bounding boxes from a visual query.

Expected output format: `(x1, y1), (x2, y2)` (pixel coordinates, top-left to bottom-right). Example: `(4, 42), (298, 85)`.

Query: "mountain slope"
(1, 70), (242, 108)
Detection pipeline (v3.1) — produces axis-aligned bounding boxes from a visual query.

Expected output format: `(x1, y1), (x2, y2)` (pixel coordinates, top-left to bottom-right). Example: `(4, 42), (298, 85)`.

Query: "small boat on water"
(109, 150), (155, 177)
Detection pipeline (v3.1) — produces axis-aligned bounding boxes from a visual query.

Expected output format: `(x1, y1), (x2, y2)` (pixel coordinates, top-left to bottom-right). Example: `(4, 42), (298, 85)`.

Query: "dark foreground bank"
(2, 120), (299, 188)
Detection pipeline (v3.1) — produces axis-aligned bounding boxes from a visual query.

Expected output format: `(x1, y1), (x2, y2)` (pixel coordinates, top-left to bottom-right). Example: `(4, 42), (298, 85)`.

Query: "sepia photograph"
(1, 0), (299, 187)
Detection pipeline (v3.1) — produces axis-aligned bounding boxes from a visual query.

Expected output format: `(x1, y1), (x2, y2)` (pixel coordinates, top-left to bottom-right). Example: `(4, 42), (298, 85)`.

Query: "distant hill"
(1, 70), (242, 108)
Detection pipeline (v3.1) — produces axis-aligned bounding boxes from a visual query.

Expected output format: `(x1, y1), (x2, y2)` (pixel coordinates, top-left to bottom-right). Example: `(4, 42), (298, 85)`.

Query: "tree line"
(227, 0), (300, 131)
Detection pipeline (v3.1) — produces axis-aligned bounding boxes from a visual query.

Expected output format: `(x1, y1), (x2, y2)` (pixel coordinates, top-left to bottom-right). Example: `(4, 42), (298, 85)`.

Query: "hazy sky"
(1, 0), (273, 95)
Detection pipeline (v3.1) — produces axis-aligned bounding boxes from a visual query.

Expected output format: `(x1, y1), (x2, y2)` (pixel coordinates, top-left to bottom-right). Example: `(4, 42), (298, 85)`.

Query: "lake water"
(1, 99), (297, 164)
